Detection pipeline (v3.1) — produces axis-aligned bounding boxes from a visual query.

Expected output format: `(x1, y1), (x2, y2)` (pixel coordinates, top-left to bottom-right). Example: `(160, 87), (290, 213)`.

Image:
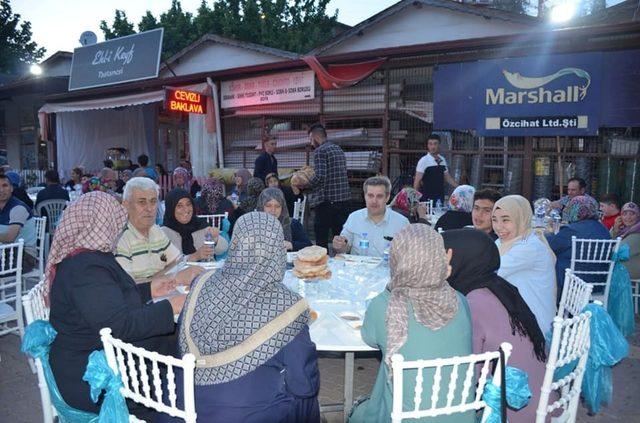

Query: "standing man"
(413, 133), (457, 204)
(254, 135), (278, 182)
(293, 123), (350, 248)
(471, 188), (502, 240)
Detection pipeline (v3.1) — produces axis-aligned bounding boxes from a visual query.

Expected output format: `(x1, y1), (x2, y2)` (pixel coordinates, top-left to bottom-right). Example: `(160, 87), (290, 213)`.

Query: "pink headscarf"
(43, 191), (128, 304)
(619, 202), (640, 238)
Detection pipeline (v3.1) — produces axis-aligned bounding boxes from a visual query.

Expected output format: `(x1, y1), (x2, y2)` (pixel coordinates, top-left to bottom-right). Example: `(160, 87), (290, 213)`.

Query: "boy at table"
(333, 176), (409, 257)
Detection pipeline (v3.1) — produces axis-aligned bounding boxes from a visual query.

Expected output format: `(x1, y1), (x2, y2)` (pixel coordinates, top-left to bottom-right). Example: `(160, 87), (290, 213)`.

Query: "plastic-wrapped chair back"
(99, 328), (197, 422)
(0, 239), (24, 337)
(36, 200), (67, 232)
(390, 342), (512, 423)
(197, 212), (228, 230)
(22, 280), (55, 422)
(536, 311), (591, 423)
(293, 195), (307, 225)
(570, 236), (621, 309)
(557, 269), (593, 319)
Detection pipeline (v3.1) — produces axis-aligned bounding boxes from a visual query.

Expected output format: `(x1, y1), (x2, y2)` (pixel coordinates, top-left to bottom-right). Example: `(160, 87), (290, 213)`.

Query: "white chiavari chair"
(536, 311), (591, 423)
(100, 328), (197, 423)
(557, 269), (593, 319)
(390, 342), (512, 423)
(570, 236), (621, 309)
(0, 239), (25, 338)
(23, 216), (47, 290)
(197, 213), (228, 230)
(292, 195), (307, 225)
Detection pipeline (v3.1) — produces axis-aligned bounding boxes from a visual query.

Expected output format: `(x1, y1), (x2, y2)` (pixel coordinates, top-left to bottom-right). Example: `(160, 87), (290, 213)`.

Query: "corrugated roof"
(574, 0), (639, 25)
(309, 0), (540, 55)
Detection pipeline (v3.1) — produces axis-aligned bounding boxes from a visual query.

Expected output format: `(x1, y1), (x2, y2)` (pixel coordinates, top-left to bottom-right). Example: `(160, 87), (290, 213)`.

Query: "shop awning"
(39, 90), (165, 114)
(302, 56), (386, 90)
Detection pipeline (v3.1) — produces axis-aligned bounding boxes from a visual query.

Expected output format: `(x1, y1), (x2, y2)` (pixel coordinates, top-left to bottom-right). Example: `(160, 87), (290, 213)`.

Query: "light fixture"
(550, 3), (576, 23)
(30, 64), (43, 76)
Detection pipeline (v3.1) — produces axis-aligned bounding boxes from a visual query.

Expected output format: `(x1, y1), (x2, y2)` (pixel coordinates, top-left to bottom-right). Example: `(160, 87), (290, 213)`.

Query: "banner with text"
(221, 70), (315, 109)
(69, 28), (163, 91)
(434, 52), (603, 136)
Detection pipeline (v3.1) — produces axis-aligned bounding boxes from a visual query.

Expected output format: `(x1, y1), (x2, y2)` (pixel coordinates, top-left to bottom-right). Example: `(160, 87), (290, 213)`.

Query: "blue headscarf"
(6, 171), (20, 188)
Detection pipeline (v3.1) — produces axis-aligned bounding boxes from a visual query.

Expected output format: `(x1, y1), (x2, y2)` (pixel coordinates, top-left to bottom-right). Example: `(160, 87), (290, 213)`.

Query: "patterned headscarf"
(172, 167), (192, 192)
(43, 192), (128, 303)
(448, 185), (476, 212)
(619, 202), (640, 238)
(562, 195), (599, 223)
(82, 176), (109, 194)
(257, 188), (292, 242)
(200, 178), (225, 214)
(178, 212), (308, 385)
(385, 224), (459, 374)
(390, 188), (422, 216)
(240, 177), (265, 212)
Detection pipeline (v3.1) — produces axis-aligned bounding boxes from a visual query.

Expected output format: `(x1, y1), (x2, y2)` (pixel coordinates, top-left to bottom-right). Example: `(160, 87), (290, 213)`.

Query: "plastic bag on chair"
(608, 244), (636, 337)
(482, 366), (531, 423)
(21, 320), (100, 423)
(83, 350), (129, 423)
(581, 303), (629, 414)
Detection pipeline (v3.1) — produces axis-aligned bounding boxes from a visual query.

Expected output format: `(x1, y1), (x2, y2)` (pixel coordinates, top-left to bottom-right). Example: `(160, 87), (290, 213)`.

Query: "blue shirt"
(0, 196), (37, 250)
(341, 207), (410, 257)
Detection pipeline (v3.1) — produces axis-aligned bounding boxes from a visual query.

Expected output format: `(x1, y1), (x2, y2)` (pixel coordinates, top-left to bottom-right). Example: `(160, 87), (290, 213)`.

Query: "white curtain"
(56, 104), (156, 176)
(188, 113), (218, 178)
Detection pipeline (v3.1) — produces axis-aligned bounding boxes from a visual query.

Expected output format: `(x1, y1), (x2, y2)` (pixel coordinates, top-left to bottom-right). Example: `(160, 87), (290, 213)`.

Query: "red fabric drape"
(302, 56), (387, 90)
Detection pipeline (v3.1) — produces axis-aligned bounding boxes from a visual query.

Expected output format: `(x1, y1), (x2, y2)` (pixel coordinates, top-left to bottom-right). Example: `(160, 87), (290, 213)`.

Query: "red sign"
(164, 87), (207, 114)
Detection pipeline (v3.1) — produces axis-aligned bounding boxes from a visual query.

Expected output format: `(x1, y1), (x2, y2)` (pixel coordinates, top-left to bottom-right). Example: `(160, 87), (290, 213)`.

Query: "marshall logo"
(486, 68), (591, 105)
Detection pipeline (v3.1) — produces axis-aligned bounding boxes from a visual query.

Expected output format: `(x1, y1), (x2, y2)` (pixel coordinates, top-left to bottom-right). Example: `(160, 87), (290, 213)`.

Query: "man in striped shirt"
(116, 177), (201, 284)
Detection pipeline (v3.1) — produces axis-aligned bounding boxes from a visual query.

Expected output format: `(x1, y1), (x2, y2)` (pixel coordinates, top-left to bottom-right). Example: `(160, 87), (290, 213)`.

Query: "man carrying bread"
(292, 123), (351, 249)
(333, 176), (409, 257)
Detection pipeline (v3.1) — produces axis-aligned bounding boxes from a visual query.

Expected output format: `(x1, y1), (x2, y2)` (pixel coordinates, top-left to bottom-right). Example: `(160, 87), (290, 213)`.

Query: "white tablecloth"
(282, 258), (390, 352)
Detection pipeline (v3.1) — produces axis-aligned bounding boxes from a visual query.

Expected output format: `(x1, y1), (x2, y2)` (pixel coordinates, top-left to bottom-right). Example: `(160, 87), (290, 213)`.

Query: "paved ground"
(2, 320), (639, 423)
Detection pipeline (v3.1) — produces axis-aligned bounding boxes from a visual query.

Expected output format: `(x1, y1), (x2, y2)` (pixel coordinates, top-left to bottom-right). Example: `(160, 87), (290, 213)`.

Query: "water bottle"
(550, 209), (561, 234)
(230, 192), (239, 207)
(358, 233), (370, 256)
(382, 241), (390, 266)
(203, 232), (216, 262)
(435, 199), (442, 212)
(534, 204), (545, 228)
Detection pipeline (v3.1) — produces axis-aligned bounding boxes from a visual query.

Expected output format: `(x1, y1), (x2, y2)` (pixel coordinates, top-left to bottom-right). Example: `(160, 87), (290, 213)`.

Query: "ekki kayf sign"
(221, 70), (315, 109)
(434, 52), (603, 136)
(164, 87), (207, 114)
(68, 28), (164, 91)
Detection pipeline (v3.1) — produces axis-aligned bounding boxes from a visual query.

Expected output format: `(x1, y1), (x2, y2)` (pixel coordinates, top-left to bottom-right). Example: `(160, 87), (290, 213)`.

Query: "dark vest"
(420, 159), (446, 203)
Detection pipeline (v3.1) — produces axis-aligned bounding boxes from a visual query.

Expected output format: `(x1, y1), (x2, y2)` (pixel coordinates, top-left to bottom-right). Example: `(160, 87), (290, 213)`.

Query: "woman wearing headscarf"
(46, 192), (186, 419)
(546, 195), (611, 292)
(349, 224), (473, 423)
(434, 184), (475, 231)
(172, 167), (200, 198)
(492, 195), (556, 334)
(194, 178), (234, 216)
(169, 212), (320, 422)
(117, 169), (132, 194)
(227, 177), (266, 236)
(229, 168), (252, 203)
(265, 172), (303, 218)
(443, 228), (548, 423)
(611, 202), (640, 279)
(257, 187), (311, 252)
(162, 188), (229, 260)
(390, 187), (429, 224)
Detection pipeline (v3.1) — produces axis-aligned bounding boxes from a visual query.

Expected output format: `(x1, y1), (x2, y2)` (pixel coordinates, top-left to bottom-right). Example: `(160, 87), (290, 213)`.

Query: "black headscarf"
(163, 188), (209, 255)
(442, 228), (547, 362)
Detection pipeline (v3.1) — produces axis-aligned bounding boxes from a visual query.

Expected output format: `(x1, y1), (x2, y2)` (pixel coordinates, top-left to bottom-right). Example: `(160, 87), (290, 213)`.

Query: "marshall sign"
(433, 52), (602, 136)
(69, 28), (164, 91)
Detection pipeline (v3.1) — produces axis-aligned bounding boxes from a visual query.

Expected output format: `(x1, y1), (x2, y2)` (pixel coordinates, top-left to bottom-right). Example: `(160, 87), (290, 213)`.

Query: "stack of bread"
(293, 245), (331, 280)
(290, 166), (315, 189)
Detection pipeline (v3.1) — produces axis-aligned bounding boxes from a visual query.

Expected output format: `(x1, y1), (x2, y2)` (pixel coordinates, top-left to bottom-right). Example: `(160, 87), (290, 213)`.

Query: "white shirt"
(341, 207), (410, 257)
(415, 153), (448, 173)
(496, 234), (557, 334)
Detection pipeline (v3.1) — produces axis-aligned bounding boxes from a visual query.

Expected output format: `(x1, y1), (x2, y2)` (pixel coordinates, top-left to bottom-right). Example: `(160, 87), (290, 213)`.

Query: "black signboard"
(69, 28), (163, 91)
